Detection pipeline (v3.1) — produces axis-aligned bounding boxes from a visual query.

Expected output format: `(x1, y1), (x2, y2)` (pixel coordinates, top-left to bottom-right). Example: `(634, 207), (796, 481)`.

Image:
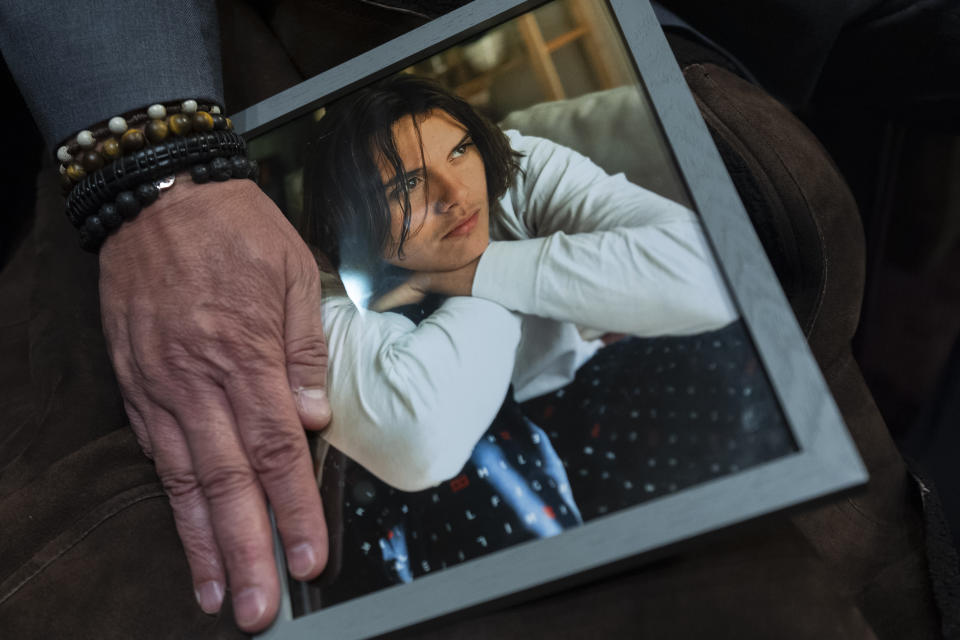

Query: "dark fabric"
(0, 163), (246, 637)
(310, 323), (793, 610)
(522, 324), (794, 514)
(663, 30), (750, 83)
(902, 333), (960, 555)
(684, 63), (856, 353)
(356, 0), (463, 19)
(217, 0), (305, 113)
(907, 460), (960, 640)
(653, 0), (880, 107)
(0, 2), (947, 639)
(686, 62), (946, 639)
(0, 57), (40, 269)
(0, 429), (243, 639)
(219, 0), (427, 113)
(403, 519), (879, 640)
(657, 0), (960, 115)
(792, 350), (941, 640)
(314, 396), (582, 608)
(0, 164), (124, 502)
(810, 0), (960, 126)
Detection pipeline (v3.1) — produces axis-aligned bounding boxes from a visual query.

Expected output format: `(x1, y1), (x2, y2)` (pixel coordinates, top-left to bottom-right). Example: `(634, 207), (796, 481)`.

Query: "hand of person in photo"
(370, 255), (482, 312)
(97, 176), (331, 633)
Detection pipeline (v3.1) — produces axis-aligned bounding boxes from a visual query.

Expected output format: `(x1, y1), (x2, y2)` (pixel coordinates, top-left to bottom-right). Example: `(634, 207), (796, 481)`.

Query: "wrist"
(429, 257), (480, 297)
(99, 177), (263, 261)
(58, 99), (252, 254)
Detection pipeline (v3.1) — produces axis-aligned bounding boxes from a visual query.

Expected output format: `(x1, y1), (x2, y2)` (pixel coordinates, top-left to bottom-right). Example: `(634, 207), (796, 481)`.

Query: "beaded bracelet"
(78, 155), (258, 252)
(56, 99), (230, 191)
(66, 130), (248, 227)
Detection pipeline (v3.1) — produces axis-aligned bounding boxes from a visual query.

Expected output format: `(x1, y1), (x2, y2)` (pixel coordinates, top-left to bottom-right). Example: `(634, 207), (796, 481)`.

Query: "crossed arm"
(473, 131), (738, 337)
(320, 295), (522, 491)
(374, 132), (737, 336)
(323, 133), (738, 489)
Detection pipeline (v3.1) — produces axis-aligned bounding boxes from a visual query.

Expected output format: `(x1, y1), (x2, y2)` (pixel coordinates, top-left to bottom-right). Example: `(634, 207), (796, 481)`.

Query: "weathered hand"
(370, 256), (481, 312)
(98, 176), (330, 632)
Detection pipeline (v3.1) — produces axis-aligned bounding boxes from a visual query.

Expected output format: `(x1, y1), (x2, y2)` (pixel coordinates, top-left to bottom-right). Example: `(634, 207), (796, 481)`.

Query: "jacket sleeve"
(0, 0), (223, 148)
(320, 295), (522, 492)
(473, 132), (739, 337)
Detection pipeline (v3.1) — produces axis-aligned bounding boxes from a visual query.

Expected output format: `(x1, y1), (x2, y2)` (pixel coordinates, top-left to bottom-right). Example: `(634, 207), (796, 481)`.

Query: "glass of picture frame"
(233, 1), (868, 638)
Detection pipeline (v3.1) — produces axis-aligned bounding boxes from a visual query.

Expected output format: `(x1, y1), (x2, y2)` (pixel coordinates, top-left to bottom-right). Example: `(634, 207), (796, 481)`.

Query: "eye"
(451, 140), (474, 158)
(390, 175), (423, 200)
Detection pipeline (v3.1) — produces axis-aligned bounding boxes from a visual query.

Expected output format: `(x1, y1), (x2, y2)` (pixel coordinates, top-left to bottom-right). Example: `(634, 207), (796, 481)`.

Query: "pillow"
(499, 86), (691, 207)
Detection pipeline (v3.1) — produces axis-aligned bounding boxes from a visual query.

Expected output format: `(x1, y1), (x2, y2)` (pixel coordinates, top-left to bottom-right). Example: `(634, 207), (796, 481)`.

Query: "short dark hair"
(303, 74), (522, 273)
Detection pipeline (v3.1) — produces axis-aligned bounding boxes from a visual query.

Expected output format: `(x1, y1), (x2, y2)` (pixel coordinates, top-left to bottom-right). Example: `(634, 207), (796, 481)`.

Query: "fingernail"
(297, 387), (331, 423)
(287, 542), (317, 578)
(195, 580), (224, 614)
(234, 587), (267, 628)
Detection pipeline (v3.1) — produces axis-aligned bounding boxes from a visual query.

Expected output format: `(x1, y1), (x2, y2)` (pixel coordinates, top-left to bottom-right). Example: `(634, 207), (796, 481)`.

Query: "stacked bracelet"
(77, 155), (258, 253)
(66, 129), (249, 227)
(60, 100), (256, 253)
(56, 99), (230, 192)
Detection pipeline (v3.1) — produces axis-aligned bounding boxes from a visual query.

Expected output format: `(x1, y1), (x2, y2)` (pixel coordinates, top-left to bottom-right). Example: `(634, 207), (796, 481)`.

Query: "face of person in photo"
(377, 109), (490, 272)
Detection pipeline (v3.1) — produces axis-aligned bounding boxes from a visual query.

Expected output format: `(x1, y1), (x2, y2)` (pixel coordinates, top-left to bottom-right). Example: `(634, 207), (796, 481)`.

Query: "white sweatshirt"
(318, 131), (738, 491)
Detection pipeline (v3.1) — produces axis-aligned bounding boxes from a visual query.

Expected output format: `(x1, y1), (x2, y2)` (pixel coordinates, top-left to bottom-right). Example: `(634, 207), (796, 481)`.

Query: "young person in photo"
(296, 74), (743, 600)
(303, 74), (738, 493)
(304, 75), (736, 603)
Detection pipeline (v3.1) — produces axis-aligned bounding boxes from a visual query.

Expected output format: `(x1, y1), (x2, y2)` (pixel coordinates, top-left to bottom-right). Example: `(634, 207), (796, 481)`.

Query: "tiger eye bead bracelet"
(57, 100), (229, 191)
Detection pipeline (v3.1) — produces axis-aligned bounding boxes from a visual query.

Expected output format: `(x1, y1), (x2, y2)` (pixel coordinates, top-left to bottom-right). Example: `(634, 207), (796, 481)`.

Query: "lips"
(444, 210), (480, 238)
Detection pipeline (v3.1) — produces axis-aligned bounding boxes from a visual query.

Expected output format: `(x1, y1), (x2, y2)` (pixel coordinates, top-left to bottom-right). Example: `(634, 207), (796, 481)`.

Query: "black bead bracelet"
(66, 130), (248, 228)
(77, 155), (259, 253)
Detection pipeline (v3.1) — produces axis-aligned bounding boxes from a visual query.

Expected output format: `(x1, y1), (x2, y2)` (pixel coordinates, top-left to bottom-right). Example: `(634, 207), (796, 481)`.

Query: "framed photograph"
(235, 1), (867, 638)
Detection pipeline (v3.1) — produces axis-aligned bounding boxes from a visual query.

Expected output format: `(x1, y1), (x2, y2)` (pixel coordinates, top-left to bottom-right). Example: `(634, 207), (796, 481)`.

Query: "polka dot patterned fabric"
(523, 321), (794, 519)
(299, 319), (795, 611)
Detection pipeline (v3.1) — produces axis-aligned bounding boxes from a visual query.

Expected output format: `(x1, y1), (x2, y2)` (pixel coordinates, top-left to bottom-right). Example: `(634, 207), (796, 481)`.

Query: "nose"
(432, 169), (469, 214)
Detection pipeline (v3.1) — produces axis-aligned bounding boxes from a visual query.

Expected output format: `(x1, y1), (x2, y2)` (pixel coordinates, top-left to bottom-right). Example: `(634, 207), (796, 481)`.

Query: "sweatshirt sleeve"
(0, 0), (223, 148)
(472, 132), (738, 337)
(320, 295), (522, 492)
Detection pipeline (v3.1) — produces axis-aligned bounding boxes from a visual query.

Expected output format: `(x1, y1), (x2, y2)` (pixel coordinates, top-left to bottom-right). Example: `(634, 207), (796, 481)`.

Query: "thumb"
(285, 252), (331, 430)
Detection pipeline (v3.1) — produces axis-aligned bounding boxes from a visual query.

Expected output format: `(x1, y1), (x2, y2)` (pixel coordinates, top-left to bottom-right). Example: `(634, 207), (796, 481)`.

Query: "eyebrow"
(381, 133), (473, 190)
